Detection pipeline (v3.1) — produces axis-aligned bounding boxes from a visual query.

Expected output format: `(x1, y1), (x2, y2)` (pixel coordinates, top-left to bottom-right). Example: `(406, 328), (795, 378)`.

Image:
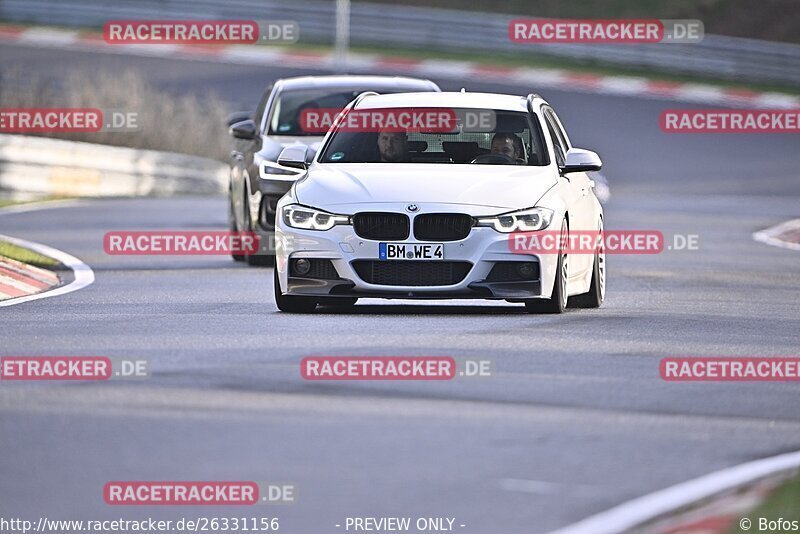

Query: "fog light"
(293, 258), (311, 276)
(517, 262), (537, 279)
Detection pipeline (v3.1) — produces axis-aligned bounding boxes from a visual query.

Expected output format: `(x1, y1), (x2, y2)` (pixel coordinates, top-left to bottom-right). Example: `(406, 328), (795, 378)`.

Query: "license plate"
(379, 242), (444, 260)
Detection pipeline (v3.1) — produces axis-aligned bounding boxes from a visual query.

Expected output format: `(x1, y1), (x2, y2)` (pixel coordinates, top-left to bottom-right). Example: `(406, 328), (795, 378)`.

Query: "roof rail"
(526, 93), (542, 114)
(352, 91), (380, 108)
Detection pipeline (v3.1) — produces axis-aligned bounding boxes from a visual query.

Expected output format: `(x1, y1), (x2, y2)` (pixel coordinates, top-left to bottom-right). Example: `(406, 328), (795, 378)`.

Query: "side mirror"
(229, 119), (258, 140)
(277, 145), (309, 170)
(561, 148), (602, 173)
(226, 110), (253, 128)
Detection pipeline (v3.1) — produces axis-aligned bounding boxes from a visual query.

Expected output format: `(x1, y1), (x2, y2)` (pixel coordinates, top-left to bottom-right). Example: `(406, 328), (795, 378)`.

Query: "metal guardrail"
(2, 0), (800, 86)
(0, 134), (226, 196)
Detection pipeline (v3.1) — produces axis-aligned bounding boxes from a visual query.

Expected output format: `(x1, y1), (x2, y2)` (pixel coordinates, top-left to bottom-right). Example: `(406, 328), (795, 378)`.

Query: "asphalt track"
(1, 42), (800, 533)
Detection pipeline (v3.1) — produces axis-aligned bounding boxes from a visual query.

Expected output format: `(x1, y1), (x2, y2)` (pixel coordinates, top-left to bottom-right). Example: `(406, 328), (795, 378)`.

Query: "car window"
(544, 114), (566, 167)
(254, 85), (272, 133)
(545, 108), (571, 150)
(268, 87), (426, 137)
(318, 109), (548, 166)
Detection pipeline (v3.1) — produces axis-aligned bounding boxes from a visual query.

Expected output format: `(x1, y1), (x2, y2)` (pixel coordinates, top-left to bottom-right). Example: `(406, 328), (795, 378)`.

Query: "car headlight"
(476, 207), (554, 233)
(282, 204), (350, 231)
(260, 160), (303, 180)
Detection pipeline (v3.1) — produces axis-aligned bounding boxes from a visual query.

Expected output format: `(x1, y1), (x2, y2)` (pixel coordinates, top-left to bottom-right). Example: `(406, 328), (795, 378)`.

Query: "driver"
(377, 130), (410, 163)
(490, 132), (524, 162)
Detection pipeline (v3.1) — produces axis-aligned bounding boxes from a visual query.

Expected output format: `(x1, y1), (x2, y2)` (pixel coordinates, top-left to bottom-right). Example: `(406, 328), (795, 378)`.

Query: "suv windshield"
(318, 108), (548, 165)
(269, 87), (425, 137)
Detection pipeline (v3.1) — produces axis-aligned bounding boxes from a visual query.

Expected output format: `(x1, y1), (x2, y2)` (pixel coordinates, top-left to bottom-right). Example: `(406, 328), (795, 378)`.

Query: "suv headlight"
(260, 160), (303, 180)
(282, 204), (350, 231)
(476, 207), (554, 233)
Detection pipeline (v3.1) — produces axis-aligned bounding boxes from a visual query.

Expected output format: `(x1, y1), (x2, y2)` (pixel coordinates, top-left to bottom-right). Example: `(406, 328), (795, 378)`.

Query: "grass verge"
(0, 240), (60, 269)
(729, 472), (800, 533)
(0, 68), (231, 161)
(3, 21), (798, 96)
(0, 196), (73, 209)
(360, 0), (799, 44)
(287, 40), (800, 96)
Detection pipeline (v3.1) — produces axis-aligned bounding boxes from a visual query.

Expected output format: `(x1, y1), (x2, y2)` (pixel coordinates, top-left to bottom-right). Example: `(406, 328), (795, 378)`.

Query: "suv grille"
(353, 212), (409, 240)
(413, 213), (474, 241)
(352, 260), (471, 286)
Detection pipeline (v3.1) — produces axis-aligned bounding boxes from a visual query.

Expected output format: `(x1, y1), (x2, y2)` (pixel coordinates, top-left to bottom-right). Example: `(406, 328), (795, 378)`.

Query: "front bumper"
(275, 207), (560, 300)
(286, 275), (541, 300)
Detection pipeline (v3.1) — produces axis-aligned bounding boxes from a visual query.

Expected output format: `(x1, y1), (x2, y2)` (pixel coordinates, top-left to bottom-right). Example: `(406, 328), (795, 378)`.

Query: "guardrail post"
(334, 0), (350, 71)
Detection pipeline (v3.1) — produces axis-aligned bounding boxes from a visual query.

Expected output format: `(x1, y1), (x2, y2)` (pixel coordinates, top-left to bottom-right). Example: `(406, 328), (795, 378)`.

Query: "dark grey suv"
(228, 75), (441, 265)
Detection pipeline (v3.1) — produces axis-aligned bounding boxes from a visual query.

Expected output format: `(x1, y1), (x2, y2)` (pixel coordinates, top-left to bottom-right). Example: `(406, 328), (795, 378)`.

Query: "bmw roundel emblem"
(406, 204), (419, 213)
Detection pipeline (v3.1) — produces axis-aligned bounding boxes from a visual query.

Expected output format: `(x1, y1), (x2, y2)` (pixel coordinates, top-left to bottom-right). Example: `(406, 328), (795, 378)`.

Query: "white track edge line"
(548, 449), (800, 534)
(0, 233), (94, 307)
(752, 219), (800, 251)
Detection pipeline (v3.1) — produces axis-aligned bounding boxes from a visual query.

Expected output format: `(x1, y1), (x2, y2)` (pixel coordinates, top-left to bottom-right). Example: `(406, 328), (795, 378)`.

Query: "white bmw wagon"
(272, 91), (605, 313)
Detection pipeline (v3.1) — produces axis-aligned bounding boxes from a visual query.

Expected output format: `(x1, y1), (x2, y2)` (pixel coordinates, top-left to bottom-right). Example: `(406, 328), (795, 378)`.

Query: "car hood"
(294, 163), (556, 213)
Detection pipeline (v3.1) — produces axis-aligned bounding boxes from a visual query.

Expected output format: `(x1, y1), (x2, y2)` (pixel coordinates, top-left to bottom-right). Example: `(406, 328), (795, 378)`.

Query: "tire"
(241, 189), (274, 267)
(568, 247), (605, 309)
(525, 221), (568, 314)
(229, 195), (245, 262)
(568, 219), (605, 309)
(273, 267), (317, 313)
(247, 252), (275, 267)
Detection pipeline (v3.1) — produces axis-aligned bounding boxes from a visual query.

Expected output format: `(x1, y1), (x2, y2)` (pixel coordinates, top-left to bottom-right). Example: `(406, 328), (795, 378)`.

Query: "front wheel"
(525, 221), (568, 314)
(241, 190), (274, 267)
(568, 242), (605, 308)
(569, 218), (605, 309)
(273, 268), (317, 313)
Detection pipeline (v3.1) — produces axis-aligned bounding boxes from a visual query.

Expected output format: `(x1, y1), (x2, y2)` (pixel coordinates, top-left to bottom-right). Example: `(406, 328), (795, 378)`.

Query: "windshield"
(268, 87), (426, 137)
(318, 108), (548, 165)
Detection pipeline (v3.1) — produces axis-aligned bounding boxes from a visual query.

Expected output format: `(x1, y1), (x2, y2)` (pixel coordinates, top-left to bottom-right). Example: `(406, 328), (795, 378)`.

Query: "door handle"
(230, 151), (244, 161)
